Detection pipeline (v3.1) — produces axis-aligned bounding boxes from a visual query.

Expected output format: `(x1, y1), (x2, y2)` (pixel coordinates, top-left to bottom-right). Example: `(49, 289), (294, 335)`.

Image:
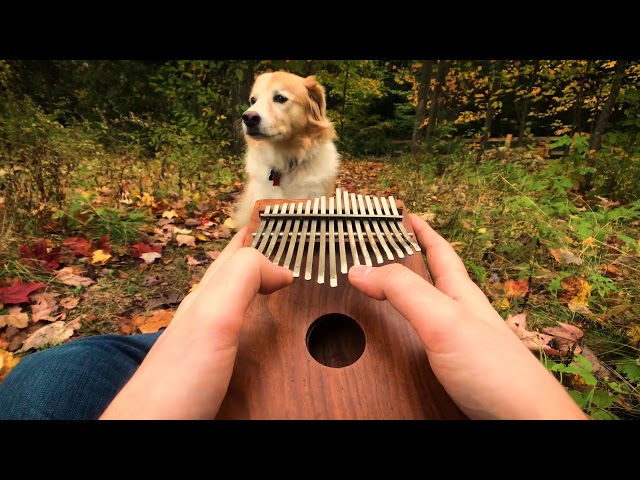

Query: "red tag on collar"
(269, 169), (281, 186)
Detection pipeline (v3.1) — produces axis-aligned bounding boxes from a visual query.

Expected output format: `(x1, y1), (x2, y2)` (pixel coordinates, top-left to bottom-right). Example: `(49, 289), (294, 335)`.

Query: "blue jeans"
(0, 331), (163, 420)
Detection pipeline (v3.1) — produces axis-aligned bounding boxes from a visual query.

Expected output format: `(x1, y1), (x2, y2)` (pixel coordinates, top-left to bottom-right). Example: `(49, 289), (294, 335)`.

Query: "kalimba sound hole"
(306, 313), (366, 368)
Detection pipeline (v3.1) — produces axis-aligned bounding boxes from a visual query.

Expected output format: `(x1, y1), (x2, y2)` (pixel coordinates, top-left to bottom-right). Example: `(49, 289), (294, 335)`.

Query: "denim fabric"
(0, 331), (162, 420)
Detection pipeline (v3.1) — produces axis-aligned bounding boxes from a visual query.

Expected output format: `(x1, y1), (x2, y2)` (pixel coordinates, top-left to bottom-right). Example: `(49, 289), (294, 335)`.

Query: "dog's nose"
(242, 111), (261, 127)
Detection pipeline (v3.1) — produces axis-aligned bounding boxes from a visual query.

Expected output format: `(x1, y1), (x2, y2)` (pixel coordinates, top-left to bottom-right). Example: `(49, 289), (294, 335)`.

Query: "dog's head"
(241, 71), (336, 144)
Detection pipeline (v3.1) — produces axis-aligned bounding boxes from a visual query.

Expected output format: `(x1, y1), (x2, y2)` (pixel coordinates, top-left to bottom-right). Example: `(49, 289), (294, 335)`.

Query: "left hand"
(99, 227), (293, 419)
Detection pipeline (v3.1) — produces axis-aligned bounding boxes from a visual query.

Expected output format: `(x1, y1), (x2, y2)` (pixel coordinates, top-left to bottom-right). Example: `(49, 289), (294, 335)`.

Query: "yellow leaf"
(477, 227), (487, 234)
(192, 192), (200, 201)
(92, 249), (112, 265)
(162, 209), (178, 219)
(195, 233), (208, 241)
(0, 306), (29, 328)
(627, 326), (640, 347)
(0, 349), (20, 383)
(223, 217), (237, 229)
(132, 309), (174, 334)
(189, 283), (199, 293)
(582, 237), (596, 246)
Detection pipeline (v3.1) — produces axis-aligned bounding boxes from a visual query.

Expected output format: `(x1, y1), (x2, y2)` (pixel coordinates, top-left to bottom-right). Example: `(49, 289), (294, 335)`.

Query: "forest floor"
(1, 148), (639, 419)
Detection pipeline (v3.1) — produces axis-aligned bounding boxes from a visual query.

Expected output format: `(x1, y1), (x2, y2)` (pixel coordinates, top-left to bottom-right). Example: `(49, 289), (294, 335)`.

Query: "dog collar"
(269, 169), (281, 186)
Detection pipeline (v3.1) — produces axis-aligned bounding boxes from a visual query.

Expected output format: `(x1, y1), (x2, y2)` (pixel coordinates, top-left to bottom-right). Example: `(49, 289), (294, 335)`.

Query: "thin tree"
(581, 60), (628, 192)
(425, 60), (449, 142)
(411, 60), (434, 155)
(476, 61), (504, 164)
(516, 60), (540, 147)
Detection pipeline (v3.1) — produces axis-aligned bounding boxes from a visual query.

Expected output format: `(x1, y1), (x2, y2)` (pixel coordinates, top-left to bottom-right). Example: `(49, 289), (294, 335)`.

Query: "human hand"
(348, 214), (588, 420)
(99, 227), (293, 419)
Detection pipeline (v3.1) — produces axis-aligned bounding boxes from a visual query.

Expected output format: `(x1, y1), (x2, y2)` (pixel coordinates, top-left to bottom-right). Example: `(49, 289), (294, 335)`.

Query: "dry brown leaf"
(19, 321), (77, 352)
(186, 255), (202, 266)
(173, 227), (192, 235)
(176, 234), (196, 247)
(0, 348), (20, 383)
(560, 276), (591, 305)
(567, 303), (593, 315)
(162, 209), (178, 219)
(132, 309), (174, 334)
(549, 248), (583, 265)
(599, 263), (624, 278)
(60, 297), (80, 309)
(0, 306), (30, 329)
(206, 250), (221, 261)
(503, 279), (529, 299)
(55, 267), (95, 287)
(140, 252), (162, 264)
(506, 312), (560, 355)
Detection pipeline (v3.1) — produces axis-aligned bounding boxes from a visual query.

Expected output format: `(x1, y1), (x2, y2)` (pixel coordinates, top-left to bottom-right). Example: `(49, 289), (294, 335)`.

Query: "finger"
(409, 214), (507, 329)
(179, 248), (293, 341)
(348, 263), (470, 353)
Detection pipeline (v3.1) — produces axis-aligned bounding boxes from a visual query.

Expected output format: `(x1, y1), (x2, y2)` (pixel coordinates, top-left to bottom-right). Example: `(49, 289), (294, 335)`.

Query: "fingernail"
(350, 265), (374, 277)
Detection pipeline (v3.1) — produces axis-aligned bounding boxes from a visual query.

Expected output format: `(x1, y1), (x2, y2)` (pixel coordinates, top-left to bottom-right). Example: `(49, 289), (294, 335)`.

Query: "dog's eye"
(249, 97), (257, 105)
(273, 94), (288, 104)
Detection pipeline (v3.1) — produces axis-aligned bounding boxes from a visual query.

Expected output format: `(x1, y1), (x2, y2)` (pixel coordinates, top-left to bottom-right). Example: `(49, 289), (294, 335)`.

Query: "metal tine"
(283, 202), (303, 270)
(251, 205), (271, 249)
(293, 200), (312, 277)
(328, 196), (338, 287)
(365, 195), (394, 261)
(389, 196), (421, 252)
(343, 190), (360, 267)
(380, 197), (413, 256)
(305, 197), (321, 280)
(264, 203), (288, 258)
(257, 204), (279, 253)
(350, 193), (372, 267)
(317, 196), (327, 284)
(335, 188), (348, 274)
(273, 203), (295, 265)
(372, 196), (404, 258)
(357, 194), (384, 264)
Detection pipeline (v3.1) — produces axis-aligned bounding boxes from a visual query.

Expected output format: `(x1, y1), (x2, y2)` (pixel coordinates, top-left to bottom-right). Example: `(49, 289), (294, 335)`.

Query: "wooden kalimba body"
(215, 189), (467, 419)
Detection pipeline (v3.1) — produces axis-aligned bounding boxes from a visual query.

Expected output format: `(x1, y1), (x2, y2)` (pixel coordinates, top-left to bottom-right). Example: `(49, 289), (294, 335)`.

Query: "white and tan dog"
(232, 71), (341, 229)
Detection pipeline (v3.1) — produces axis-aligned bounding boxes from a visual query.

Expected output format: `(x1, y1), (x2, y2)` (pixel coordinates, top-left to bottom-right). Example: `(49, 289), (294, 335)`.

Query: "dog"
(232, 71), (341, 229)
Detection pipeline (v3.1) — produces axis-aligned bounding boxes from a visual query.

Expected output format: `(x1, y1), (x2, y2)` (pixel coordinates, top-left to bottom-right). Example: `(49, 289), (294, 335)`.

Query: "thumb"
(348, 263), (467, 351)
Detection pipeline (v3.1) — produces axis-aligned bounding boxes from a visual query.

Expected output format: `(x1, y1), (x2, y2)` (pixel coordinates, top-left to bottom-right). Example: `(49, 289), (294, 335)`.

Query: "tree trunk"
(411, 60), (434, 155)
(476, 61), (503, 164)
(425, 60), (449, 141)
(231, 61), (255, 156)
(339, 61), (350, 138)
(516, 60), (540, 147)
(580, 60), (628, 193)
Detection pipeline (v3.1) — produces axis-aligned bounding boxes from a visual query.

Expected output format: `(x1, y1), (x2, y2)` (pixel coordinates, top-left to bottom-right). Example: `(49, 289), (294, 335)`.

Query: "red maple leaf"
(129, 242), (163, 259)
(95, 235), (112, 254)
(0, 281), (47, 304)
(62, 237), (94, 257)
(18, 239), (60, 271)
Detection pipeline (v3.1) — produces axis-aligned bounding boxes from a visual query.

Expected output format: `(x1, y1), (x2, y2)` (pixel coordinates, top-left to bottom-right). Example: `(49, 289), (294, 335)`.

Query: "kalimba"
(215, 188), (467, 419)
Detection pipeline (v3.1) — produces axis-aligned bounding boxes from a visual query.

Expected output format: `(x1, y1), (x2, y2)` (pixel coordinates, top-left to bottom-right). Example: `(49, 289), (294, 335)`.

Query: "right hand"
(348, 214), (588, 420)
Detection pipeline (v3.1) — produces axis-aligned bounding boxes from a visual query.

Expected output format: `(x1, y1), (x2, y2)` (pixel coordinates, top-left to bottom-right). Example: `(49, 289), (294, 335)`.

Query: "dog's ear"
(304, 75), (327, 122)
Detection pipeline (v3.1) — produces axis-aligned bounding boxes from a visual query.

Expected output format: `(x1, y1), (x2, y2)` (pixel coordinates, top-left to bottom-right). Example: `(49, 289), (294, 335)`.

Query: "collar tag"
(269, 169), (281, 186)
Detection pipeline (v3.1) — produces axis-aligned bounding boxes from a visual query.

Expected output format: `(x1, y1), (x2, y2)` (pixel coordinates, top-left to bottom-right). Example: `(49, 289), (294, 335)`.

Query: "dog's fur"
(232, 71), (341, 229)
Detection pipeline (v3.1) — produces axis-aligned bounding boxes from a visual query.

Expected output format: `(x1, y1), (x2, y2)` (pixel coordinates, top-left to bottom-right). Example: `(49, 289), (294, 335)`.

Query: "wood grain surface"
(215, 198), (468, 419)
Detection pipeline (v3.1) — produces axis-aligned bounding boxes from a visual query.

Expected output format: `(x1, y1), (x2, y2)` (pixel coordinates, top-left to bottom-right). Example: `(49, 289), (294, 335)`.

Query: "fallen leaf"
(599, 264), (623, 278)
(62, 237), (94, 257)
(132, 309), (174, 334)
(173, 227), (192, 235)
(205, 250), (221, 261)
(567, 303), (593, 315)
(0, 349), (20, 383)
(195, 232), (209, 242)
(542, 322), (584, 354)
(148, 292), (185, 310)
(162, 209), (178, 219)
(0, 281), (46, 305)
(30, 293), (59, 322)
(60, 297), (80, 309)
(549, 248), (583, 265)
(55, 267), (95, 287)
(92, 249), (112, 265)
(19, 239), (60, 271)
(140, 252), (162, 264)
(506, 312), (560, 355)
(560, 276), (591, 305)
(176, 234), (196, 247)
(580, 346), (608, 380)
(503, 279), (529, 299)
(223, 217), (237, 229)
(186, 255), (203, 266)
(19, 321), (77, 352)
(140, 274), (162, 287)
(129, 242), (162, 259)
(0, 306), (30, 328)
